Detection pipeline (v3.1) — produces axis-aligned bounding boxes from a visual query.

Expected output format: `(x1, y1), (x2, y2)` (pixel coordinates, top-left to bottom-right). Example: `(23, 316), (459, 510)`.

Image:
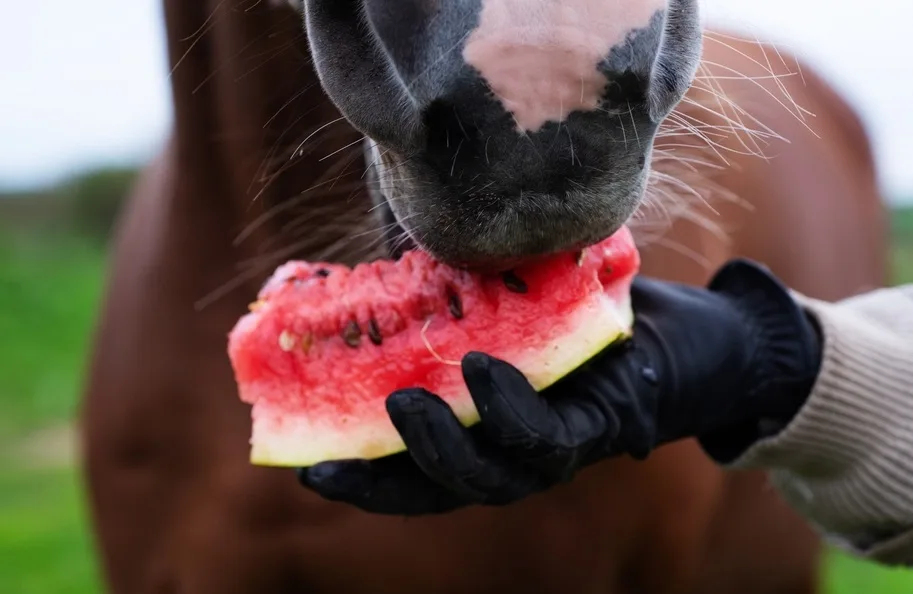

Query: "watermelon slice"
(228, 226), (640, 467)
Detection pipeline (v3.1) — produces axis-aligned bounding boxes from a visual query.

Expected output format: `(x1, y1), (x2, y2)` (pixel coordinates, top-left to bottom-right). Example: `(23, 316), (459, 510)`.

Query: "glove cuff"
(698, 259), (823, 464)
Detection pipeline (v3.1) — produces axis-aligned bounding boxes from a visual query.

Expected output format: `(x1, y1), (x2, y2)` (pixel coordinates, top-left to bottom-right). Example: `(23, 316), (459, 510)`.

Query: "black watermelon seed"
(316, 268), (331, 278)
(575, 250), (584, 266)
(342, 321), (362, 347)
(447, 292), (463, 319)
(366, 319), (383, 345)
(501, 270), (528, 294)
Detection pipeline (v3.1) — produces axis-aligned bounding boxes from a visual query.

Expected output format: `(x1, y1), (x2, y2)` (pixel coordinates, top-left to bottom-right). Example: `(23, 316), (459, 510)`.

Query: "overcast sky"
(2, 0), (911, 202)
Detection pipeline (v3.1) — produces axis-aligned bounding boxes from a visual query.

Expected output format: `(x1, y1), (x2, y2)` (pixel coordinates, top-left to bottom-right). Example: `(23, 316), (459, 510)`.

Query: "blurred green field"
(1, 187), (912, 593)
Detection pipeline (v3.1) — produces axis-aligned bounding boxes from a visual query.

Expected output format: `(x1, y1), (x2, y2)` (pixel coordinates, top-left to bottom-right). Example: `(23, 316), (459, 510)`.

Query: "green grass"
(891, 207), (913, 283)
(0, 464), (101, 594)
(1, 211), (913, 594)
(0, 231), (106, 594)
(0, 233), (107, 439)
(827, 550), (913, 594)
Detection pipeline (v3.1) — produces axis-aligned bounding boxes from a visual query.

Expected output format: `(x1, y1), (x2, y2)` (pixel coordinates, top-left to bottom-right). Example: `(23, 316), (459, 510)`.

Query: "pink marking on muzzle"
(463, 0), (667, 133)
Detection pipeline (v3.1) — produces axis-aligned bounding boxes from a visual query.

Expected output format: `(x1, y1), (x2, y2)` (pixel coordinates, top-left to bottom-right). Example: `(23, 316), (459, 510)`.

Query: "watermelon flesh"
(228, 226), (640, 467)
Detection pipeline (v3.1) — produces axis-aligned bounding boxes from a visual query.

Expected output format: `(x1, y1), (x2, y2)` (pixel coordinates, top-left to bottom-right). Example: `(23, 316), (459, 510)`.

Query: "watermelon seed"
(278, 330), (297, 352)
(301, 333), (313, 353)
(316, 268), (331, 278)
(501, 270), (528, 294)
(366, 319), (383, 345)
(447, 291), (463, 319)
(575, 251), (584, 266)
(342, 321), (362, 347)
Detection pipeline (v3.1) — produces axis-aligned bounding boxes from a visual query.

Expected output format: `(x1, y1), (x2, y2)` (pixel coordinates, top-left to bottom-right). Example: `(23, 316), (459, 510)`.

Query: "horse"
(79, 0), (888, 592)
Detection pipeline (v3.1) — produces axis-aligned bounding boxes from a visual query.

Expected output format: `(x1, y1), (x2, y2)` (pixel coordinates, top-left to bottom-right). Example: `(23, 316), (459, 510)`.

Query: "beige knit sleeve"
(726, 284), (913, 567)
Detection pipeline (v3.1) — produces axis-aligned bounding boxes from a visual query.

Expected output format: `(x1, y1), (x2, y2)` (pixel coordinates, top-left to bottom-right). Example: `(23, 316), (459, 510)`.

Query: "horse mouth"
(365, 133), (648, 271)
(374, 189), (629, 272)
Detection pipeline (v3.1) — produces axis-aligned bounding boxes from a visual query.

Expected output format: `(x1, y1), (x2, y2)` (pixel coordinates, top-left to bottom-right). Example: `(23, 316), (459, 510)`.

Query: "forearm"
(719, 285), (913, 566)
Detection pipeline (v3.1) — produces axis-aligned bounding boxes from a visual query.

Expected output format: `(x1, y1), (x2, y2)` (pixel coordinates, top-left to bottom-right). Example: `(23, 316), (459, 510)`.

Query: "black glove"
(297, 258), (822, 515)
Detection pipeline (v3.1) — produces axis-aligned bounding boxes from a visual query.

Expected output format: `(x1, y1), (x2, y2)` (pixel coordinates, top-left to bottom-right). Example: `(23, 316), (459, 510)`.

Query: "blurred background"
(1, 1), (911, 592)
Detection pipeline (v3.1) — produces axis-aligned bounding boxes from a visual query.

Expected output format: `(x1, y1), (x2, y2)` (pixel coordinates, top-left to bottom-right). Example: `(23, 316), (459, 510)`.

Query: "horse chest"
(166, 448), (722, 594)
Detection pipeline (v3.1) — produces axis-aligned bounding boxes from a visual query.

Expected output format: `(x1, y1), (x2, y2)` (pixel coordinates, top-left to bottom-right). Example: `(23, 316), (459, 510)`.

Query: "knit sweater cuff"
(722, 288), (913, 565)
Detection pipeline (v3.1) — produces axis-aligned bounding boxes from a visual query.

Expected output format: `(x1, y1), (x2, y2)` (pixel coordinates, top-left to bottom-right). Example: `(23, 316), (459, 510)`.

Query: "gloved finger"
(461, 352), (610, 455)
(297, 453), (467, 515)
(385, 388), (538, 505)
